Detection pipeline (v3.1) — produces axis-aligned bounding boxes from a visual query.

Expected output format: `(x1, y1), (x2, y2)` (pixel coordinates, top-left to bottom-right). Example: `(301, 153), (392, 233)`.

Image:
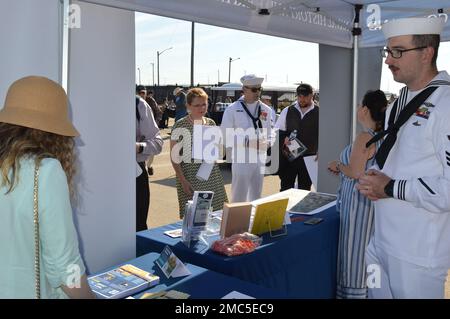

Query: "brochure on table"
(155, 246), (191, 278)
(250, 198), (289, 236)
(288, 192), (337, 215)
(164, 228), (182, 238)
(88, 264), (159, 299)
(252, 188), (337, 221)
(182, 191), (214, 247)
(251, 194), (292, 226)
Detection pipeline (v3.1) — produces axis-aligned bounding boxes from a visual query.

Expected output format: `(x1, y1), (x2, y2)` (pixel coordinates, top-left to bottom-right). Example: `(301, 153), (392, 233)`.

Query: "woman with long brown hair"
(328, 89), (388, 299)
(0, 76), (94, 298)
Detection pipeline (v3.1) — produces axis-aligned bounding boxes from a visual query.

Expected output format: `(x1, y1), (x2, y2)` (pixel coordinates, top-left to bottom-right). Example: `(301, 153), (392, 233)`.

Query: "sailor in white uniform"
(220, 74), (274, 202)
(357, 17), (450, 298)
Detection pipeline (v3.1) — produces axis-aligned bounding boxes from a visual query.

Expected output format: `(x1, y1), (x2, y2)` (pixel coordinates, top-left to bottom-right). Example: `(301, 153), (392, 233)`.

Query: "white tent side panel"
(318, 45), (382, 194)
(0, 0), (62, 103)
(69, 1), (136, 273)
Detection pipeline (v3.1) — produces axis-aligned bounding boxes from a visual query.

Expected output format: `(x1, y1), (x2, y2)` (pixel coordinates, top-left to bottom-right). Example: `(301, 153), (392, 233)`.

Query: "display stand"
(267, 215), (287, 238)
(181, 192), (214, 249)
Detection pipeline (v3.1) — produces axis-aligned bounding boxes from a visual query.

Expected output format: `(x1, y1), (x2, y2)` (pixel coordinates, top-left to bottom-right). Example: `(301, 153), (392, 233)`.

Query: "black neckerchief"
(239, 100), (262, 131)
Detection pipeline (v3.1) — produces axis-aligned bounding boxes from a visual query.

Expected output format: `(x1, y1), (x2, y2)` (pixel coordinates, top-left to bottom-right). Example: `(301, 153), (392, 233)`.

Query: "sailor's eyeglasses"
(381, 46), (427, 59)
(244, 86), (262, 93)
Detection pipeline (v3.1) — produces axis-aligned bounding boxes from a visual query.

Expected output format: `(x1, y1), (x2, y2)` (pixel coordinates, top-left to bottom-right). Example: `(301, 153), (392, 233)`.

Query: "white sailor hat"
(240, 74), (264, 87)
(173, 87), (183, 95)
(382, 17), (445, 39)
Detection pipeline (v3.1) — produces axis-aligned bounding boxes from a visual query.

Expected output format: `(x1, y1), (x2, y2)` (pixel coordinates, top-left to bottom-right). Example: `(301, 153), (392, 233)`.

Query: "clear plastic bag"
(211, 232), (262, 256)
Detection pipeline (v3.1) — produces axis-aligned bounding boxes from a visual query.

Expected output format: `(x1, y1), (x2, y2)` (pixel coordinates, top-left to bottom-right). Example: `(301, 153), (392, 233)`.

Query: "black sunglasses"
(244, 86), (262, 93)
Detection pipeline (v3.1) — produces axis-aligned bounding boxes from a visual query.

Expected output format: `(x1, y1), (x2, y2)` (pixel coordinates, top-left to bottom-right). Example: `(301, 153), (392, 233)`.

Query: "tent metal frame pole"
(352, 37), (358, 142)
(190, 21), (195, 87)
(61, 0), (70, 91)
(351, 4), (363, 143)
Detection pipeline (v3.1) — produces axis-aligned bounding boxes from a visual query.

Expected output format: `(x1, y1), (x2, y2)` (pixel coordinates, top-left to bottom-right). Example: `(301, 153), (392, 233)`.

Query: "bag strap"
(33, 164), (41, 299)
(366, 86), (438, 169)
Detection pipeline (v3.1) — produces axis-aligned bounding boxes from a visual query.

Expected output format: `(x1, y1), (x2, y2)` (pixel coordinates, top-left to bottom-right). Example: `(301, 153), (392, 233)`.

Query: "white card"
(164, 229), (182, 238)
(303, 155), (318, 189)
(192, 125), (221, 162)
(196, 162), (214, 181)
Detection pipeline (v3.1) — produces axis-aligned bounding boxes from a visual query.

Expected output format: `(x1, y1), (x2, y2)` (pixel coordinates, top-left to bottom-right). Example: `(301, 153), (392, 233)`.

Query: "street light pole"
(150, 62), (155, 86)
(137, 67), (141, 84)
(228, 57), (240, 83)
(157, 47), (173, 86)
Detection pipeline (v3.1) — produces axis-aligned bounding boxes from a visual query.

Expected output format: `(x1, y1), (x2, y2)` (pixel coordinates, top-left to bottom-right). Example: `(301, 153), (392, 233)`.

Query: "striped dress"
(336, 129), (381, 299)
(171, 116), (228, 217)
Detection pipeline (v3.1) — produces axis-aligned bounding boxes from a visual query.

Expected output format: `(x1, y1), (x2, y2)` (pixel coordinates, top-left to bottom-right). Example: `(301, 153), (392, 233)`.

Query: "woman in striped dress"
(328, 90), (387, 299)
(170, 88), (228, 217)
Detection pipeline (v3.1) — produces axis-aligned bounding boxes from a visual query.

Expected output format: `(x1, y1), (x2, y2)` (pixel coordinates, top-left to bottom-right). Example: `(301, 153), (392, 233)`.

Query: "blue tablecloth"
(105, 252), (287, 299)
(137, 206), (339, 298)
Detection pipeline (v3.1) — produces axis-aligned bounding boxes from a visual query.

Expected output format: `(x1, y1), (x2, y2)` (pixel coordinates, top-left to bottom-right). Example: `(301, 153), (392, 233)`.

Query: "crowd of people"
(1, 16), (449, 299)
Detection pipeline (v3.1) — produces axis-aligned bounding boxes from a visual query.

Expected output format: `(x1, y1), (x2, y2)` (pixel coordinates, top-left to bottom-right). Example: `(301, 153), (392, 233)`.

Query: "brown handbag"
(33, 164), (41, 299)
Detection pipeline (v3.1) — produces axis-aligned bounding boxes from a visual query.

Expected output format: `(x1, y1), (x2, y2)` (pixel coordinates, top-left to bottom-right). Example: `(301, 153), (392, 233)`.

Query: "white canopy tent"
(81, 0), (450, 48)
(1, 0), (449, 272)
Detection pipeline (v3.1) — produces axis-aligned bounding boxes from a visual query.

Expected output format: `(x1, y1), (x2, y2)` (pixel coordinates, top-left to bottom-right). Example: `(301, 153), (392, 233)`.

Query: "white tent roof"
(82, 0), (450, 48)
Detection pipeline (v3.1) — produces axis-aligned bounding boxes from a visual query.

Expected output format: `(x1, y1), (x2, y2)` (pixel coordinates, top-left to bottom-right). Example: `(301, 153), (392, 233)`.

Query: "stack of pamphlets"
(88, 264), (159, 299)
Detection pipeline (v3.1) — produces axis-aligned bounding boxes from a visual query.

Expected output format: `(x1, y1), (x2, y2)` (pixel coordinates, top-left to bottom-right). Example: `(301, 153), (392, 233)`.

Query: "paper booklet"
(220, 202), (252, 238)
(250, 198), (289, 236)
(88, 264), (159, 299)
(155, 246), (191, 279)
(192, 191), (214, 228)
(288, 192), (337, 215)
(283, 134), (307, 162)
(192, 124), (221, 162)
(182, 191), (214, 246)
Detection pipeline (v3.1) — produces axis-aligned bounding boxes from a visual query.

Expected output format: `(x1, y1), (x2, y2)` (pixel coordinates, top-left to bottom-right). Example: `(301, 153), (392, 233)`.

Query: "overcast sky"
(135, 12), (450, 94)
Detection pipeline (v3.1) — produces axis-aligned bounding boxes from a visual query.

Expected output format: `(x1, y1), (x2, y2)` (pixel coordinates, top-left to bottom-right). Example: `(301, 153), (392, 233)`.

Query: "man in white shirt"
(136, 85), (163, 231)
(275, 84), (319, 191)
(357, 17), (450, 298)
(220, 74), (274, 202)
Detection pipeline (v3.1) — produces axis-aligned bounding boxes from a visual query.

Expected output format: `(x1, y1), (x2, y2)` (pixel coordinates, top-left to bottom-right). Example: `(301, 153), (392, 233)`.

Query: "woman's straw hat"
(0, 76), (79, 136)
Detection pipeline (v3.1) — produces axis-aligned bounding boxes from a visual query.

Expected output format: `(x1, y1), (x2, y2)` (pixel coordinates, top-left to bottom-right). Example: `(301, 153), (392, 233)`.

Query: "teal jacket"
(0, 157), (85, 298)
